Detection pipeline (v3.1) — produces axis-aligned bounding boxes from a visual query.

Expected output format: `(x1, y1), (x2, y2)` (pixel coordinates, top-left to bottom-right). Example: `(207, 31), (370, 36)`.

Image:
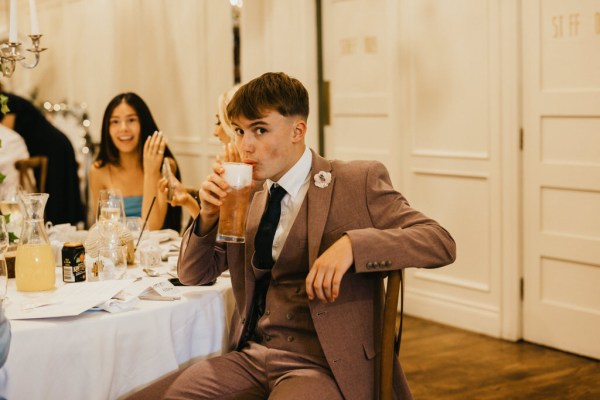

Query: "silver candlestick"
(0, 34), (47, 78)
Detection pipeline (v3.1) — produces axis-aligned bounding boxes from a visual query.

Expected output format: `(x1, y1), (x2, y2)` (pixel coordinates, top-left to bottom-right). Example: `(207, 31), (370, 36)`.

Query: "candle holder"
(0, 34), (47, 78)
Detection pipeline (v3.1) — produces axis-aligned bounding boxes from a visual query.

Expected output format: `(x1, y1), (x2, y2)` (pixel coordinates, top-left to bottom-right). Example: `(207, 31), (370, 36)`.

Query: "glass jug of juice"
(15, 193), (55, 291)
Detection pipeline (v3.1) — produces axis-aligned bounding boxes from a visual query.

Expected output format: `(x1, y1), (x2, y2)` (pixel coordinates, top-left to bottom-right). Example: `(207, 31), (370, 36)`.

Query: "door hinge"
(520, 277), (524, 300)
(519, 128), (524, 150)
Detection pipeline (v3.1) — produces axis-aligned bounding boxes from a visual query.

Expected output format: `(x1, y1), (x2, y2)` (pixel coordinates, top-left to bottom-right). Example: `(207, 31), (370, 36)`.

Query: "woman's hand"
(158, 177), (201, 217)
(143, 131), (167, 175)
(142, 131), (168, 230)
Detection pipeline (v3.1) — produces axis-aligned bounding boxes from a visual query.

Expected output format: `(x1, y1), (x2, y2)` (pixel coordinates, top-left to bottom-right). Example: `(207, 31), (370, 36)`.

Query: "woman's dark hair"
(96, 92), (182, 232)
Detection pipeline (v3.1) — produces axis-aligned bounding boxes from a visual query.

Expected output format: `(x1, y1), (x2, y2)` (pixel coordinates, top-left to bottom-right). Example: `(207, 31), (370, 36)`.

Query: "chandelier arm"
(19, 51), (41, 69)
(0, 35), (46, 76)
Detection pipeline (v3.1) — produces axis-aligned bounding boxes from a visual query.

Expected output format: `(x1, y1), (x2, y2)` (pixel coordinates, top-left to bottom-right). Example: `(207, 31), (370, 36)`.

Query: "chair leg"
(380, 271), (401, 400)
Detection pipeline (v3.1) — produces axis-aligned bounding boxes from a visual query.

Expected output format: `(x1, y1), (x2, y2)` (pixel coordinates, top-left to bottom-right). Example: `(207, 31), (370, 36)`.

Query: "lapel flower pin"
(314, 171), (332, 188)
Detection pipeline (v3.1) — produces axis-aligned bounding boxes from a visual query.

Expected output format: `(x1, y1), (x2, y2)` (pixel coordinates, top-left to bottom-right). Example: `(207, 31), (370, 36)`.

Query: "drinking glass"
(0, 257), (8, 302)
(0, 186), (23, 240)
(97, 189), (126, 225)
(98, 188), (125, 204)
(216, 162), (253, 243)
(97, 198), (126, 240)
(126, 216), (147, 243)
(0, 216), (8, 301)
(97, 191), (126, 221)
(98, 244), (127, 280)
(0, 216), (8, 254)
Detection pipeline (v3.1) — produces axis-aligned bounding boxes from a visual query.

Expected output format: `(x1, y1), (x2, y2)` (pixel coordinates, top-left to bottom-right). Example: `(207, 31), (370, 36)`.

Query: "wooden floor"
(399, 316), (600, 400)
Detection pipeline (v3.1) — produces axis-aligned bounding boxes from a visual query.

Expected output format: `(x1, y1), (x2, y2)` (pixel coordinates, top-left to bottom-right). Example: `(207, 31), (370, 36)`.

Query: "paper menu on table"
(6, 279), (136, 320)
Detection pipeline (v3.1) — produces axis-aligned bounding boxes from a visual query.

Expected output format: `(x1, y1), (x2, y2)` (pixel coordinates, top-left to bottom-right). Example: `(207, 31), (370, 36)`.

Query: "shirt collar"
(266, 146), (312, 198)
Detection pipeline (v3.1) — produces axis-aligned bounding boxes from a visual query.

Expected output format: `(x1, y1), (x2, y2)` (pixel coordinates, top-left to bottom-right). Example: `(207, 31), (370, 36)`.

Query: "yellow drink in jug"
(15, 243), (56, 291)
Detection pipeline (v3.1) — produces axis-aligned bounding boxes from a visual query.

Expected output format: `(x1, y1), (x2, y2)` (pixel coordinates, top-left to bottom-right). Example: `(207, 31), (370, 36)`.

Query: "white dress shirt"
(263, 146), (312, 262)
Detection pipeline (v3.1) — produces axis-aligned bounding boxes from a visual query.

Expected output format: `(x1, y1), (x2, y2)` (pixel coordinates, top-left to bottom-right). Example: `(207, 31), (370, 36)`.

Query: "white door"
(522, 0), (600, 359)
(321, 0), (401, 185)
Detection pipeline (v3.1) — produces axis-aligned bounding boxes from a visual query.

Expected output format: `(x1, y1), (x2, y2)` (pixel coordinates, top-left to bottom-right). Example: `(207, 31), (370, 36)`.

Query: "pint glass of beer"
(216, 162), (253, 243)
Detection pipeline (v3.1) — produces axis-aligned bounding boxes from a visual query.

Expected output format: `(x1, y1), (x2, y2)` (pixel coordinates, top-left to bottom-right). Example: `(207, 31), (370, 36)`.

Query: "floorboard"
(399, 316), (600, 399)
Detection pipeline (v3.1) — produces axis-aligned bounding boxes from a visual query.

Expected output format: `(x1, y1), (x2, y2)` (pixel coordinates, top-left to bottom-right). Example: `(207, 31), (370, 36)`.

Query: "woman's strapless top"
(123, 195), (143, 217)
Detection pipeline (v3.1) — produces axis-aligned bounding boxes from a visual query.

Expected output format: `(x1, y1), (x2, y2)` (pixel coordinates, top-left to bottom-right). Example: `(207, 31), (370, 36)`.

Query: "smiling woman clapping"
(89, 93), (181, 232)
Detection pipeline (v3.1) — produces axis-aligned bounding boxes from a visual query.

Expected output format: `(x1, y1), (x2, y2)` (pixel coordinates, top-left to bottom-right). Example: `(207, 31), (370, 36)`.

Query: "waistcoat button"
(287, 336), (294, 342)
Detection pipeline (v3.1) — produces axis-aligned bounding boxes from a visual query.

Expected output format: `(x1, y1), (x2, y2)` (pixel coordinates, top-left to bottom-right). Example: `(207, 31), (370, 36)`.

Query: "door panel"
(321, 0), (401, 185)
(522, 0), (600, 359)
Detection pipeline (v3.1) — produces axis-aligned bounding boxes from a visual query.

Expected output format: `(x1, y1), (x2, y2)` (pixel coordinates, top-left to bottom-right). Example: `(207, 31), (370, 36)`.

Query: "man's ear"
(292, 120), (307, 143)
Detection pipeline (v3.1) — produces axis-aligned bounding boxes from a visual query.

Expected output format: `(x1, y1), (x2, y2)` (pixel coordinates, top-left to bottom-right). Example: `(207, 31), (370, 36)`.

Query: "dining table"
(0, 265), (235, 400)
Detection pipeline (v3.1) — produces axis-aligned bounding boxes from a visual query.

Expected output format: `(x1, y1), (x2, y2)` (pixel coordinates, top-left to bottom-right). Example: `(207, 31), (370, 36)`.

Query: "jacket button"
(367, 262), (373, 268)
(385, 260), (392, 266)
(373, 262), (380, 268)
(286, 312), (294, 320)
(287, 336), (294, 342)
(265, 309), (270, 316)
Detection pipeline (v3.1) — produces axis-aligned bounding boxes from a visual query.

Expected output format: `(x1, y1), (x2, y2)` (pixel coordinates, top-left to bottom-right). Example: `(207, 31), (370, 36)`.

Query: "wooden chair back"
(14, 156), (48, 193)
(379, 269), (405, 400)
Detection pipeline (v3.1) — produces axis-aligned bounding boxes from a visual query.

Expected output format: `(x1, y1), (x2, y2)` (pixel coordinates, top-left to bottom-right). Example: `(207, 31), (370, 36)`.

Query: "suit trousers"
(163, 341), (343, 400)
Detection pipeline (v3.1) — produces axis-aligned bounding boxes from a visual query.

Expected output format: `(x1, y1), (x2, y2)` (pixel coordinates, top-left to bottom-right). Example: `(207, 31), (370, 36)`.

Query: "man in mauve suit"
(165, 72), (456, 399)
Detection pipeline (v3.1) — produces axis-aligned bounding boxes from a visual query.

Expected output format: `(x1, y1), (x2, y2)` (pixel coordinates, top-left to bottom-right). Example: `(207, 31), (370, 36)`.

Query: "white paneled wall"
(239, 0), (319, 151)
(0, 0), (234, 204)
(240, 0), (520, 340)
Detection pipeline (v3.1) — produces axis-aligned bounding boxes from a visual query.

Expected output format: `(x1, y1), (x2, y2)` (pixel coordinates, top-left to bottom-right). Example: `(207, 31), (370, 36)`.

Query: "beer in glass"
(217, 162), (252, 243)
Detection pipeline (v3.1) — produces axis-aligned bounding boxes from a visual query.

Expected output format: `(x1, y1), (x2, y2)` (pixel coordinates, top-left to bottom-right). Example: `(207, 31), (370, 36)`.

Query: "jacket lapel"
(307, 151), (334, 268)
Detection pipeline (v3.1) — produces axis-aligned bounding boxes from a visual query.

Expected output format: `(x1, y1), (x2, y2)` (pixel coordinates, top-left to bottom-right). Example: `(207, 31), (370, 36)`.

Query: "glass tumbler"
(98, 244), (127, 280)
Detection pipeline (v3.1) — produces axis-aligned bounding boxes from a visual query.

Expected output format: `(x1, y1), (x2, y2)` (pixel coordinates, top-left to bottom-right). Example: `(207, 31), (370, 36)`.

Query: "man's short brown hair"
(227, 72), (309, 122)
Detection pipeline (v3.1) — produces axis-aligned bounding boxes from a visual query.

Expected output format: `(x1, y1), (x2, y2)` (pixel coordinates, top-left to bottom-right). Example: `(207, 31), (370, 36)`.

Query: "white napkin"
(93, 278), (149, 313)
(95, 294), (140, 313)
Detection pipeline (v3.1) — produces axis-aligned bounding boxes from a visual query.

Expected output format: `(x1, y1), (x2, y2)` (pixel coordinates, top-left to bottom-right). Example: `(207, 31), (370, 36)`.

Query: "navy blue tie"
(254, 184), (287, 270)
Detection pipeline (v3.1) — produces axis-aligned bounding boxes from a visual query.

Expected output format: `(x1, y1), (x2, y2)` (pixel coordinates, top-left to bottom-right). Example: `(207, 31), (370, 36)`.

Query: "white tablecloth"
(0, 271), (235, 400)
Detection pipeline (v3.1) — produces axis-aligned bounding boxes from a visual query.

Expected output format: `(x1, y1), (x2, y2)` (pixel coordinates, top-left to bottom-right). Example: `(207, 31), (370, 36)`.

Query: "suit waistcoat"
(251, 197), (325, 359)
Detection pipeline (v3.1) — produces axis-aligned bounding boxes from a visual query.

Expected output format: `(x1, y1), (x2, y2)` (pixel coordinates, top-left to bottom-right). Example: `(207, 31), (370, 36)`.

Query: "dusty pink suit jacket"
(178, 150), (456, 400)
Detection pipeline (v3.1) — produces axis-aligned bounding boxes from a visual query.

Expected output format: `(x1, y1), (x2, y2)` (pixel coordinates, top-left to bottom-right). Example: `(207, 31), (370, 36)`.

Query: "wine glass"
(98, 188), (125, 207)
(96, 189), (125, 225)
(0, 186), (23, 240)
(0, 216), (9, 302)
(97, 198), (126, 241)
